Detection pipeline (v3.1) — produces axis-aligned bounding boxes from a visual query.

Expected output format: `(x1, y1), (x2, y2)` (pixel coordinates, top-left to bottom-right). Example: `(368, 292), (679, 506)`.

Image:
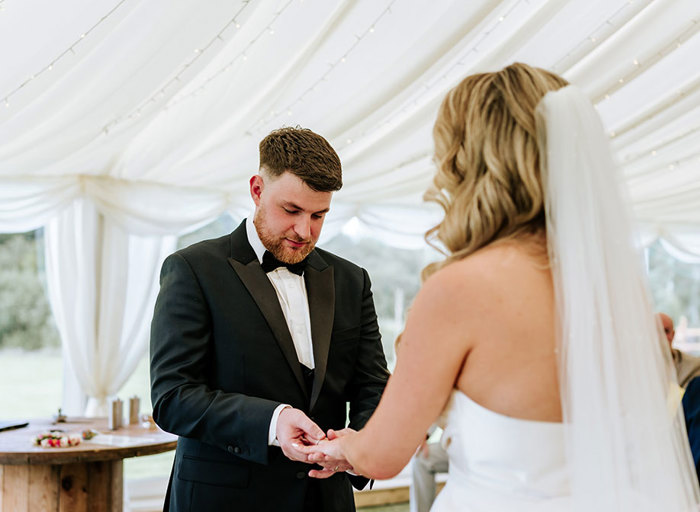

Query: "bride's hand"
(294, 429), (357, 478)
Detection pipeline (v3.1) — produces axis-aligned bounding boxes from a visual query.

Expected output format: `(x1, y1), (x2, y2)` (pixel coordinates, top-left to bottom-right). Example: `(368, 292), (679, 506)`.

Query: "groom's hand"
(302, 428), (357, 478)
(276, 407), (325, 463)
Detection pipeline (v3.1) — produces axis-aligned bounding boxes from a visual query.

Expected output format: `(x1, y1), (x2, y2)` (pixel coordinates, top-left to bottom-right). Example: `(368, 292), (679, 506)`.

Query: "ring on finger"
(334, 465), (339, 472)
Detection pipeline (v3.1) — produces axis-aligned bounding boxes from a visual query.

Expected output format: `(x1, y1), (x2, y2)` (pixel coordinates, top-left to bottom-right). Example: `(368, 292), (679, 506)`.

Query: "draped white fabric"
(44, 199), (176, 415)
(2, 0), (699, 239)
(2, 0), (700, 409)
(540, 86), (700, 510)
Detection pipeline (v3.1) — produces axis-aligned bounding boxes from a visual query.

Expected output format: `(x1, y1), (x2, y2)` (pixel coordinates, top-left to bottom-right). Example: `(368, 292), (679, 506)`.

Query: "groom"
(150, 127), (389, 511)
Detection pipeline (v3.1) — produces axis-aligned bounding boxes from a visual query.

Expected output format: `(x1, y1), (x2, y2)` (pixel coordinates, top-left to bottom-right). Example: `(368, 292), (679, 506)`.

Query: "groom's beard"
(254, 206), (315, 264)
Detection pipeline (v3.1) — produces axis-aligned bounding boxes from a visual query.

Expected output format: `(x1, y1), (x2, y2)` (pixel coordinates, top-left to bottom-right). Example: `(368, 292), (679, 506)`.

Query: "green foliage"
(647, 241), (700, 325)
(177, 214), (237, 250)
(323, 234), (441, 366)
(324, 234), (433, 320)
(0, 231), (61, 350)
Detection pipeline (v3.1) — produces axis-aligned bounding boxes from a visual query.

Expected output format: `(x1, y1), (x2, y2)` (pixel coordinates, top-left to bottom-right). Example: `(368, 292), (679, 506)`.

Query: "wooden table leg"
(30, 465), (60, 511)
(0, 460), (123, 512)
(1, 465), (30, 512)
(85, 460), (122, 512)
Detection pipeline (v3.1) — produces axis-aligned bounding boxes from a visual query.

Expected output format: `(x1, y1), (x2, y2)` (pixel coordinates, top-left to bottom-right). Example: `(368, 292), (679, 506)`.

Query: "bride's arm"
(338, 264), (476, 479)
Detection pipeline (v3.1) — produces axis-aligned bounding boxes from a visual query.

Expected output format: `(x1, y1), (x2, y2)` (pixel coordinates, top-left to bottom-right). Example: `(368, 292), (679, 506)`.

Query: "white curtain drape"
(44, 198), (176, 415)
(639, 225), (700, 261)
(0, 177), (79, 232)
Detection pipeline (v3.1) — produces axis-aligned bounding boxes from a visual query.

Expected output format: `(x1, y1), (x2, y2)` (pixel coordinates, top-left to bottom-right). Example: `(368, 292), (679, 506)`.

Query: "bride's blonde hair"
(423, 63), (568, 279)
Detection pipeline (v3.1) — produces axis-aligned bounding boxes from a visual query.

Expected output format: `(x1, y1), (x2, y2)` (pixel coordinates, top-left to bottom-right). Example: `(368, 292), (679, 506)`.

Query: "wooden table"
(0, 417), (177, 512)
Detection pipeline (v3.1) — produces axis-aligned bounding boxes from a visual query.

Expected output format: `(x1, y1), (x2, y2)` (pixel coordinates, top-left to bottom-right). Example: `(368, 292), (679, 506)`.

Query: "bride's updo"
(424, 63), (568, 278)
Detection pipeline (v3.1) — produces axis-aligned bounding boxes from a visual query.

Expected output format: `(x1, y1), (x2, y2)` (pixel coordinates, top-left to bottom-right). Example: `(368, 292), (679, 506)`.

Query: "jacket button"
(227, 445), (234, 454)
(296, 471), (307, 479)
(233, 446), (241, 454)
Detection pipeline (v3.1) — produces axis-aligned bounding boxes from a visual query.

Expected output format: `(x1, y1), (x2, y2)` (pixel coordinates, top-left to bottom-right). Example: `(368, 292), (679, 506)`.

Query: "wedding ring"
(334, 465), (339, 472)
(315, 439), (320, 445)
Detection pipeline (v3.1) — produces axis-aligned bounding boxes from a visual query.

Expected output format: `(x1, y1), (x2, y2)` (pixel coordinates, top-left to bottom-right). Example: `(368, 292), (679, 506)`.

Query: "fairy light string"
(102, 0), (267, 133)
(595, 18), (699, 107)
(248, 0), (399, 134)
(160, 0), (296, 112)
(2, 0), (129, 109)
(552, 0), (651, 75)
(329, 0), (526, 152)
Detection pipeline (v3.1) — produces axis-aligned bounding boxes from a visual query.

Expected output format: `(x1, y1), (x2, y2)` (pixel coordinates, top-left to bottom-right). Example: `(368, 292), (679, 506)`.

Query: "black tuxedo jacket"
(150, 220), (389, 511)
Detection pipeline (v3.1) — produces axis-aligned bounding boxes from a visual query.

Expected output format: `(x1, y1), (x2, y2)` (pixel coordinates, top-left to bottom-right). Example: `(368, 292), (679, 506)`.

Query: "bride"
(303, 63), (700, 510)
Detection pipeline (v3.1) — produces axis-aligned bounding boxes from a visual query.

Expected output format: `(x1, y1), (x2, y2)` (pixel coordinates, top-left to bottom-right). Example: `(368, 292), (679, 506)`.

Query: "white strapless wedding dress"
(431, 390), (572, 511)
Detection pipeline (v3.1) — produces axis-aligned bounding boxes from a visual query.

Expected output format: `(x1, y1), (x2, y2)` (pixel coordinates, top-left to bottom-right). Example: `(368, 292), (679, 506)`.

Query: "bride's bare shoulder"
(417, 239), (550, 312)
(431, 239), (545, 283)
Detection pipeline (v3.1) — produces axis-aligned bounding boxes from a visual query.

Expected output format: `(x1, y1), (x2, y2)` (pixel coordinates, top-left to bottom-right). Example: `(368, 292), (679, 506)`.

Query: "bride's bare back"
(453, 237), (561, 423)
(343, 236), (561, 479)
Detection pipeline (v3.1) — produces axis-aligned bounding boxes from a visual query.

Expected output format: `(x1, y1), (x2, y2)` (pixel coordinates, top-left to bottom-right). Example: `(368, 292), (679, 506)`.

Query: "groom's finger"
(293, 413), (325, 441)
(291, 443), (326, 461)
(285, 444), (315, 463)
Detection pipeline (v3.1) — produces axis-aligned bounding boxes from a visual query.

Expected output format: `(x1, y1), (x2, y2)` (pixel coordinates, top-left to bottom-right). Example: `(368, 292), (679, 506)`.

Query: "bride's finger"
(306, 451), (330, 463)
(317, 461), (352, 473)
(293, 441), (336, 459)
(293, 446), (334, 465)
(308, 467), (336, 479)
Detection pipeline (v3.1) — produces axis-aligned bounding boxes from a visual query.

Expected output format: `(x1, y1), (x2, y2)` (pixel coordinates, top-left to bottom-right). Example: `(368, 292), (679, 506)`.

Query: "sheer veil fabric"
(537, 86), (700, 510)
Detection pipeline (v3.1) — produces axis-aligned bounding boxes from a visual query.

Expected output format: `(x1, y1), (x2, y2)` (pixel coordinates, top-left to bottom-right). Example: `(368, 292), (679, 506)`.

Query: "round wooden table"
(0, 417), (177, 512)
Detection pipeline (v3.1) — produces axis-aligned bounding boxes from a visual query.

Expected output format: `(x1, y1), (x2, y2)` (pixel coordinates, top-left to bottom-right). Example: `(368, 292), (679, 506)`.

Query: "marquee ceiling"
(1, 0), (699, 238)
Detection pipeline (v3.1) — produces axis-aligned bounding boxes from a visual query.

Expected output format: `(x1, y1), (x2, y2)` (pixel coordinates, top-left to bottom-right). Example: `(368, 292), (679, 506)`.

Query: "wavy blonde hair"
(423, 63), (568, 278)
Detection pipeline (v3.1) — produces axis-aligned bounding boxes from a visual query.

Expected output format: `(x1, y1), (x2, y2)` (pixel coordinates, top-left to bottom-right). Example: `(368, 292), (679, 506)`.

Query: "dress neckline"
(453, 389), (565, 427)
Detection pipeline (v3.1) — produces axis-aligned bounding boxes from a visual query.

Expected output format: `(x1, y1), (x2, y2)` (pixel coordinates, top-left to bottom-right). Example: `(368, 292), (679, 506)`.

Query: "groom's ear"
(250, 175), (264, 205)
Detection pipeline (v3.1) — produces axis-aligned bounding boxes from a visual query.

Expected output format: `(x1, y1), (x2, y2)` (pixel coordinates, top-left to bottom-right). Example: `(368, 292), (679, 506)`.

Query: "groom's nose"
(293, 215), (311, 240)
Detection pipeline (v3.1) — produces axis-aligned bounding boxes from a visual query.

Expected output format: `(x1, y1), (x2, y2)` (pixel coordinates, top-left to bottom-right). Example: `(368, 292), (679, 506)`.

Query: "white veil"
(536, 86), (700, 510)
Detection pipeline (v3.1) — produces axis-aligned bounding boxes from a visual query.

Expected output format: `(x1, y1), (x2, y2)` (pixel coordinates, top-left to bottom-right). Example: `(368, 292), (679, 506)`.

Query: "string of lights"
(159, 0), (297, 112)
(628, 155), (700, 199)
(2, 0), (128, 109)
(102, 0), (267, 134)
(247, 0), (399, 135)
(622, 124), (700, 173)
(547, 0), (699, 151)
(595, 17), (700, 108)
(609, 74), (700, 141)
(552, 0), (651, 76)
(333, 0), (527, 153)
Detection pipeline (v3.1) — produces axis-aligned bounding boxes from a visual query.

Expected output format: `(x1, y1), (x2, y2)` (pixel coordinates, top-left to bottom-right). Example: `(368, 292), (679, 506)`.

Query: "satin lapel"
(227, 257), (308, 397)
(305, 256), (335, 411)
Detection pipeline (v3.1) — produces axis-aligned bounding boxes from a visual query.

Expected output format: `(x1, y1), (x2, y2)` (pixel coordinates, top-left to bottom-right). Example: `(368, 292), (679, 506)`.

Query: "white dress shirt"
(245, 217), (314, 445)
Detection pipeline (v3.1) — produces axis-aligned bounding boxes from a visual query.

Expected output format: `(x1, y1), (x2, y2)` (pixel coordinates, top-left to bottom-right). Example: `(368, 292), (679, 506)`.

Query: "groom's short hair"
(259, 126), (342, 192)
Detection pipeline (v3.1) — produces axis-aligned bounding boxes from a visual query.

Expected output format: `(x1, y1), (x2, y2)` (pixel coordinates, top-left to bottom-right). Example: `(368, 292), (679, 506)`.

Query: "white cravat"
(245, 217), (314, 445)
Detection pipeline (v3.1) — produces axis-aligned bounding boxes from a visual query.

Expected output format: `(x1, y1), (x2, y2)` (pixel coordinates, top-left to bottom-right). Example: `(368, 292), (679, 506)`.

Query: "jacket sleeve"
(150, 252), (278, 465)
(345, 268), (391, 489)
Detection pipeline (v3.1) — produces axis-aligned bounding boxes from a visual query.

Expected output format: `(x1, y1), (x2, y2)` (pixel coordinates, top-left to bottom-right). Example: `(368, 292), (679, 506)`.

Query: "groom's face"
(250, 171), (332, 264)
